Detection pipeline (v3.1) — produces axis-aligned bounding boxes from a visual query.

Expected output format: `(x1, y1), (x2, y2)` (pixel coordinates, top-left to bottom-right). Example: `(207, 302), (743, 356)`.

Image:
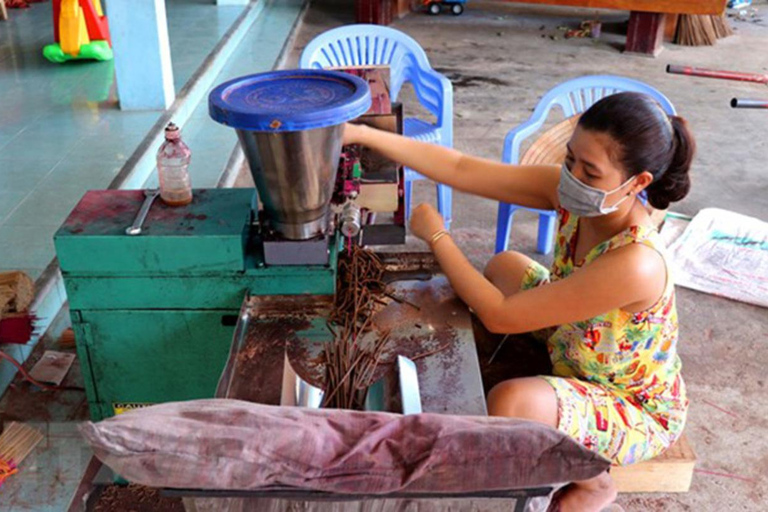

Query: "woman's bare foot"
(551, 471), (617, 512)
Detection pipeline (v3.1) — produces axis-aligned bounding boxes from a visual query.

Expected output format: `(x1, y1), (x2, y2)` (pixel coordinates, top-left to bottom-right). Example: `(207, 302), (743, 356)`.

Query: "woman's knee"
(483, 251), (534, 295)
(487, 378), (558, 427)
(484, 250), (529, 279)
(487, 379), (529, 416)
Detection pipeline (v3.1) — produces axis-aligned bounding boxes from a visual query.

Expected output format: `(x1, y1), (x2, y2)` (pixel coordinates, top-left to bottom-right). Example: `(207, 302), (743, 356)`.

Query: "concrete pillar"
(108, 0), (175, 110)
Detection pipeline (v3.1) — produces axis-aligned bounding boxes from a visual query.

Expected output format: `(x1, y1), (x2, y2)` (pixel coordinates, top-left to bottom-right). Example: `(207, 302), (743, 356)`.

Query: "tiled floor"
(168, 0), (246, 91)
(0, 306), (92, 512)
(0, 0), (246, 281)
(146, 0), (309, 189)
(0, 1), (306, 510)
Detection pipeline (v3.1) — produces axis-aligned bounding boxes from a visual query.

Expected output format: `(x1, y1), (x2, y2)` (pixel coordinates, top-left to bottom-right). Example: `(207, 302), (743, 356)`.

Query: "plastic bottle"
(157, 123), (193, 206)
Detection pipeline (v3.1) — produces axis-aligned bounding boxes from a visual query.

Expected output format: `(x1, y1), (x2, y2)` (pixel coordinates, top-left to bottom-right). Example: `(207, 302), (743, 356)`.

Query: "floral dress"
(520, 208), (688, 465)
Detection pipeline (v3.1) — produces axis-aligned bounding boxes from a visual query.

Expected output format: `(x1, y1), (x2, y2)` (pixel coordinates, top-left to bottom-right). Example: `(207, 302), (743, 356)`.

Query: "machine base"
(262, 236), (331, 266)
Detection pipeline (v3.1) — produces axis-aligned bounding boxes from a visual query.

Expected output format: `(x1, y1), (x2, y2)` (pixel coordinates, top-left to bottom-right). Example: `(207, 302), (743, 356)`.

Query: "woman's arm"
(410, 205), (666, 333)
(345, 123), (559, 210)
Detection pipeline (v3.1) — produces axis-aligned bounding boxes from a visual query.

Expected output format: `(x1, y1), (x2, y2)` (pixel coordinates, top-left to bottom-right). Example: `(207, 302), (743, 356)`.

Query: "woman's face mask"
(557, 163), (636, 217)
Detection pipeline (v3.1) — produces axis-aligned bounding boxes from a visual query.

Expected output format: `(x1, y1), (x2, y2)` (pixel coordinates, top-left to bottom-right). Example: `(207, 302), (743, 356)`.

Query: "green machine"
(54, 69), (405, 420)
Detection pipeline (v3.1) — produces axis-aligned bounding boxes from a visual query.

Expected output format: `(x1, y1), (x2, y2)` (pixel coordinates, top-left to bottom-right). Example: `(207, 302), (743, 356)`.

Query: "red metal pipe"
(667, 65), (768, 85)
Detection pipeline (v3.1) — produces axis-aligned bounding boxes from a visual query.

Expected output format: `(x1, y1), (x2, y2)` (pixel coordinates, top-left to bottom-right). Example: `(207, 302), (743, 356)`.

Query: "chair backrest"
(504, 75), (676, 164)
(299, 24), (432, 104)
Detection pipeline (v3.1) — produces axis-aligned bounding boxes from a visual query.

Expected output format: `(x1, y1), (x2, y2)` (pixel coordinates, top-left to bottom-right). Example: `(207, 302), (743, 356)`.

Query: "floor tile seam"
(0, 112), (46, 152)
(0, 156), (72, 226)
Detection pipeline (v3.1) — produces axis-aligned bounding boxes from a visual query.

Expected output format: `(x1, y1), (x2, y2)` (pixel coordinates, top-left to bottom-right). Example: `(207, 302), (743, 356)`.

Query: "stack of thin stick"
(0, 272), (33, 316)
(0, 271), (36, 345)
(321, 246), (392, 410)
(0, 422), (44, 486)
(676, 13), (733, 46)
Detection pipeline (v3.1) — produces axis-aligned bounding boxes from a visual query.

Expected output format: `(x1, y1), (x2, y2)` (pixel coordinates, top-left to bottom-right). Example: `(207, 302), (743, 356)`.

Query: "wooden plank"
(356, 0), (393, 25)
(664, 13), (680, 42)
(612, 434), (696, 493)
(625, 11), (666, 56)
(495, 0), (725, 16)
(392, 0), (410, 19)
(29, 350), (76, 386)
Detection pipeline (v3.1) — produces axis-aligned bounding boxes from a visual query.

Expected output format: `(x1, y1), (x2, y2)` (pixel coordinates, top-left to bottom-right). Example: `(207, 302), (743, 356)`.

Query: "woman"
(343, 92), (694, 512)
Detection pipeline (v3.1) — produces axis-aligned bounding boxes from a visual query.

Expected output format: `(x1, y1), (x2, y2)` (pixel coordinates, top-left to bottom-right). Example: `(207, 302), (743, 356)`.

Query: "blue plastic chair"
(496, 75), (676, 255)
(299, 24), (454, 227)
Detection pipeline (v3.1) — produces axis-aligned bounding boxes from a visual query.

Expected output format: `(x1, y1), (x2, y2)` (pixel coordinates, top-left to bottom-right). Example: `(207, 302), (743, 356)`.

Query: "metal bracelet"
(429, 229), (450, 248)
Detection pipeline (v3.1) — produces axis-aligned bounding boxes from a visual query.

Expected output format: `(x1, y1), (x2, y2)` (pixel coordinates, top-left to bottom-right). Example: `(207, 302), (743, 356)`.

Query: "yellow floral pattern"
(521, 208), (688, 465)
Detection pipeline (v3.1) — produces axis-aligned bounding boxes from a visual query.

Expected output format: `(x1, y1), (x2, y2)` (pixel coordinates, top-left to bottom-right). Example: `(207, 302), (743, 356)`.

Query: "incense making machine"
(54, 69), (417, 420)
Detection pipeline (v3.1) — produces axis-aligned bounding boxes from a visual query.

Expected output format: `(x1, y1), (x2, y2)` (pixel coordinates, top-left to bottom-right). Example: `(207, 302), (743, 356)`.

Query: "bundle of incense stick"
(0, 271), (37, 345)
(0, 271), (34, 315)
(0, 422), (44, 486)
(322, 246), (392, 410)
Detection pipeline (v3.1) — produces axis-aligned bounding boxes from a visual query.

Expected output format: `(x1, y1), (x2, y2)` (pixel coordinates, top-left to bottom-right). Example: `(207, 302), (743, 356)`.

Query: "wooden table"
(355, 0), (726, 56)
(496, 0), (727, 56)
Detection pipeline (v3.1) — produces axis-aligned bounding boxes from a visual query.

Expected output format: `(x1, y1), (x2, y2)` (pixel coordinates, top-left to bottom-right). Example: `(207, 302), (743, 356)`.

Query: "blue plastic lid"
(208, 69), (372, 132)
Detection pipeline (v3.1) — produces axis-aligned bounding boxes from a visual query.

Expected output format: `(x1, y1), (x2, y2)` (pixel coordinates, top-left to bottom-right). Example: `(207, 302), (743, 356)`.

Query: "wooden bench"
(612, 434), (697, 493)
(496, 0), (726, 56)
(361, 2), (725, 55)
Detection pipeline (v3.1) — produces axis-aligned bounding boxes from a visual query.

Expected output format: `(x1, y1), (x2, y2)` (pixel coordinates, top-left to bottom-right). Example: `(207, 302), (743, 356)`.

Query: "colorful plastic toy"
(423, 0), (466, 16)
(43, 0), (112, 63)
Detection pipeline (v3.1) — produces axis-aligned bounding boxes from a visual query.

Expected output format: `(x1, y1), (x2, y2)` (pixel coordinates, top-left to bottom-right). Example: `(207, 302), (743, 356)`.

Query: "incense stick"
(322, 246), (395, 410)
(0, 422), (43, 479)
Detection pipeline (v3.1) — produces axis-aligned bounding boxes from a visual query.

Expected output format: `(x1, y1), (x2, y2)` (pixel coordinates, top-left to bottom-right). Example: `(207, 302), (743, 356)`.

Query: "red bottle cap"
(165, 122), (181, 141)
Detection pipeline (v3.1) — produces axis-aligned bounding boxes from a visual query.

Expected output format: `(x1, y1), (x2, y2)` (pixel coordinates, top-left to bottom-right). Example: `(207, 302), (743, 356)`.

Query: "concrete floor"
(287, 1), (768, 510)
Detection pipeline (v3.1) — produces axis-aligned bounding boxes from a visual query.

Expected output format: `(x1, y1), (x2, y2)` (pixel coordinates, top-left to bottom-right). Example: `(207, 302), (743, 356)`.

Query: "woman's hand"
(342, 123), (366, 146)
(409, 203), (446, 244)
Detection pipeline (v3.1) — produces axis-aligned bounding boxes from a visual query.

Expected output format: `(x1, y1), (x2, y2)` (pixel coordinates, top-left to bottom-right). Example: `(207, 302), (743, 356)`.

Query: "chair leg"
(0, 0), (7, 21)
(495, 202), (517, 254)
(404, 179), (413, 221)
(536, 212), (557, 255)
(437, 184), (452, 229)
